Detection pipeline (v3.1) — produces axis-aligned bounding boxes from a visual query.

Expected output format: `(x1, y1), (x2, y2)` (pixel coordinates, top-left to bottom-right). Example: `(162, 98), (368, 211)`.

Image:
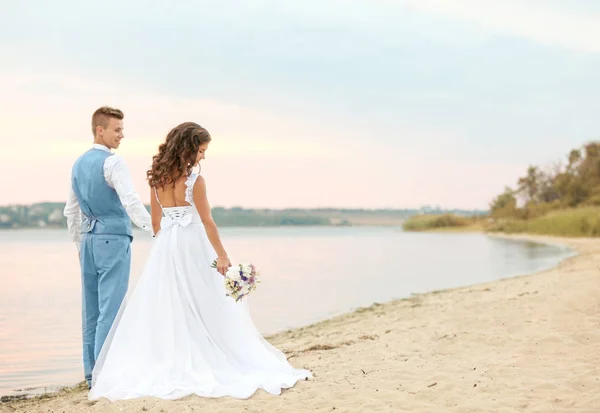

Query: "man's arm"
(104, 155), (153, 232)
(63, 184), (82, 251)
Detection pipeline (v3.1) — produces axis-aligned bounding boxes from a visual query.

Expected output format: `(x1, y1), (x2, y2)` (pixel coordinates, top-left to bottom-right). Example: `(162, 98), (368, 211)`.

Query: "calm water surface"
(0, 227), (574, 396)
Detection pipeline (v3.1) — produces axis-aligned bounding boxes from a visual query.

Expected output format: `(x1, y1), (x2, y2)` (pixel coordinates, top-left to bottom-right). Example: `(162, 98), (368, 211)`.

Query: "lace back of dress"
(155, 173), (198, 220)
(184, 173), (198, 206)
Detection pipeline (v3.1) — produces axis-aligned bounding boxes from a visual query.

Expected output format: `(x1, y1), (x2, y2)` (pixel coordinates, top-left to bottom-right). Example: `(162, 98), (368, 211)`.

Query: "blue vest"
(71, 148), (133, 238)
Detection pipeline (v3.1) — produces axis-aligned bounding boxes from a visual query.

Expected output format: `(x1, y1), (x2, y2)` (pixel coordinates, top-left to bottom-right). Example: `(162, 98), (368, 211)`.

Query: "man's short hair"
(92, 106), (124, 136)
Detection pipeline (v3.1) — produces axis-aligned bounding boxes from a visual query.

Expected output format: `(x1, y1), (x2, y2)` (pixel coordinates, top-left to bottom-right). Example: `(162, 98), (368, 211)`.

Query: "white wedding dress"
(88, 173), (311, 401)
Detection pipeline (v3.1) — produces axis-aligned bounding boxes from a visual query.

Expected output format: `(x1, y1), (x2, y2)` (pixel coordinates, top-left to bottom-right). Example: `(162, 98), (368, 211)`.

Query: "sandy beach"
(3, 234), (600, 413)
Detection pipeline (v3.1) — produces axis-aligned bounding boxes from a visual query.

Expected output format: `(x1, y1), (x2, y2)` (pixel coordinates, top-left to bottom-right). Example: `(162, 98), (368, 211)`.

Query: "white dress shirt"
(64, 144), (153, 248)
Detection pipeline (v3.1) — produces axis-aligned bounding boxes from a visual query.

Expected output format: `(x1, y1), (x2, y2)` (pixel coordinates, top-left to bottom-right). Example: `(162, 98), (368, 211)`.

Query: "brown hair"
(147, 122), (212, 188)
(92, 106), (124, 136)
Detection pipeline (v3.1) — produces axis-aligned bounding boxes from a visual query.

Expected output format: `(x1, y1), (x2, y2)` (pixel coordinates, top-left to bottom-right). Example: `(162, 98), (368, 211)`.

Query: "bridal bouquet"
(211, 260), (261, 302)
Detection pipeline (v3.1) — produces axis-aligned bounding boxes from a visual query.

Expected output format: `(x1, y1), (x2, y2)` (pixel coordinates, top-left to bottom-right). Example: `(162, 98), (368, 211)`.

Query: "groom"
(63, 106), (153, 388)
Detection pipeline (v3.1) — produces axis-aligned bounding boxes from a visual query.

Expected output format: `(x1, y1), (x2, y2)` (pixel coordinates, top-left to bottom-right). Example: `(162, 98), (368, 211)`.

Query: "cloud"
(395, 0), (600, 54)
(1, 70), (443, 207)
(0, 70), (352, 162)
(0, 66), (587, 209)
(2, 1), (598, 208)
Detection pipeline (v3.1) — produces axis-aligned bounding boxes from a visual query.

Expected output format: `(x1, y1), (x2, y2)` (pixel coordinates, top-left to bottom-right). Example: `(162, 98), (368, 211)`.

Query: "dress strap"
(153, 187), (164, 215)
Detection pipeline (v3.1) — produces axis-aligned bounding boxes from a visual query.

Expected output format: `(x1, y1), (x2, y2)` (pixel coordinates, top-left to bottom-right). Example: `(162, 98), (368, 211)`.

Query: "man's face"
(97, 118), (124, 149)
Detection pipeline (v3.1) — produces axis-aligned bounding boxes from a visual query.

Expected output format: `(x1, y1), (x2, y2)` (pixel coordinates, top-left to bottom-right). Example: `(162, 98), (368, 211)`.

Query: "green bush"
(403, 214), (470, 231)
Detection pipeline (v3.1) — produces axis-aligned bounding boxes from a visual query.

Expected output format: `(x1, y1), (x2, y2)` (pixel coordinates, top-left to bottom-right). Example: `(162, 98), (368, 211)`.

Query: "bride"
(88, 122), (312, 401)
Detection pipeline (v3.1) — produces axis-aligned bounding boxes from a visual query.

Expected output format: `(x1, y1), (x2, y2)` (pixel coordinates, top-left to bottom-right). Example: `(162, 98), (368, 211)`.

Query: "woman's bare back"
(154, 176), (192, 208)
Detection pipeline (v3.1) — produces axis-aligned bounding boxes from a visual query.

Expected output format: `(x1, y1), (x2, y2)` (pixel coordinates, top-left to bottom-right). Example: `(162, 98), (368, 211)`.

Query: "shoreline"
(4, 233), (600, 412)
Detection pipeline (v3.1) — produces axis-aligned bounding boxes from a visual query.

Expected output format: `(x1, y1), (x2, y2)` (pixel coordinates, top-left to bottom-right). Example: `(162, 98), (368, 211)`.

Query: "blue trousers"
(80, 233), (131, 387)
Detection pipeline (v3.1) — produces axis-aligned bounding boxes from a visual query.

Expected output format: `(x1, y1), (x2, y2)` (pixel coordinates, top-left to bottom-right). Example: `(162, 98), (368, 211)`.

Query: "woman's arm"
(149, 186), (162, 236)
(193, 175), (231, 275)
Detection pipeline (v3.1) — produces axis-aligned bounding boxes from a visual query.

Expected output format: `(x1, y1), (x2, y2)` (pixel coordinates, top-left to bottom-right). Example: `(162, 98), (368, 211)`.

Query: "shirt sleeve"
(63, 183), (82, 250)
(104, 155), (153, 233)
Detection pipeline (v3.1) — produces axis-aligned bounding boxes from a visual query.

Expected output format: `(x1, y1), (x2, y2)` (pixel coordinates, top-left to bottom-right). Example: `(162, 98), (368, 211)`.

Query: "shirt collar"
(92, 143), (112, 153)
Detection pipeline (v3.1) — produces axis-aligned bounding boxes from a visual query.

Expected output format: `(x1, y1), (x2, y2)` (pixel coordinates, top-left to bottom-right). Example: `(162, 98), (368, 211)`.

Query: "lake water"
(0, 227), (575, 397)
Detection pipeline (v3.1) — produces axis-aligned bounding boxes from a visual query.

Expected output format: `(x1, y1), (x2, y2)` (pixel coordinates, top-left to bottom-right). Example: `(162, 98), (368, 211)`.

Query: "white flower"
(225, 267), (241, 281)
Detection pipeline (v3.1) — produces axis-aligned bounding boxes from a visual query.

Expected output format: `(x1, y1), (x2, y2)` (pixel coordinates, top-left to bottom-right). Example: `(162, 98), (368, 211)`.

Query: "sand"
(3, 234), (600, 413)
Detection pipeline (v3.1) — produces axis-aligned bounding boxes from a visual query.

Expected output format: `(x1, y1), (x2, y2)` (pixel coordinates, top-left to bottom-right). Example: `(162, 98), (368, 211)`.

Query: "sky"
(0, 0), (598, 209)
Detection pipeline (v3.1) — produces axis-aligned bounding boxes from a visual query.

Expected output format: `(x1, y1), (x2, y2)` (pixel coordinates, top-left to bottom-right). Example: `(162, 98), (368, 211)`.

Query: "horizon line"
(0, 201), (490, 212)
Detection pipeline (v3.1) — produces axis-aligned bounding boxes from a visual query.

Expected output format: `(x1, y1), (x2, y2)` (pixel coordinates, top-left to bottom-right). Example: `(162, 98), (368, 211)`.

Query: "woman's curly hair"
(147, 122), (212, 188)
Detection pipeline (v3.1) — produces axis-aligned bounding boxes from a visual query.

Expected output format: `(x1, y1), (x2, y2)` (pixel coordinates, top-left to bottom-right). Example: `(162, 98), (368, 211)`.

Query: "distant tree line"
(0, 204), (334, 228)
(0, 203), (488, 230)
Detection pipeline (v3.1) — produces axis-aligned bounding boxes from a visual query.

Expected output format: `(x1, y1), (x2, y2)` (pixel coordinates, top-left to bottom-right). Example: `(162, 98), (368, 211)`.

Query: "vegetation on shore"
(401, 213), (485, 232)
(404, 142), (600, 237)
(486, 207), (600, 237)
(485, 142), (600, 237)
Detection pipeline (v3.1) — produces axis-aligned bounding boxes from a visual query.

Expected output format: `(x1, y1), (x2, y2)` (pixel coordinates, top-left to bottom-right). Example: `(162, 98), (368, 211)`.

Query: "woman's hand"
(216, 256), (231, 276)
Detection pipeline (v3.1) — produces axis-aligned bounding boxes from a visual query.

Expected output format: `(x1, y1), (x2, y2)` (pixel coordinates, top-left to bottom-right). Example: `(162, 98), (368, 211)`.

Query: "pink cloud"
(0, 70), (524, 209)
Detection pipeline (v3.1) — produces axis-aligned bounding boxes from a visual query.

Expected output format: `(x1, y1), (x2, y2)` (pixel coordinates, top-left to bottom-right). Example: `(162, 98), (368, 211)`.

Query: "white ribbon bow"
(161, 214), (193, 229)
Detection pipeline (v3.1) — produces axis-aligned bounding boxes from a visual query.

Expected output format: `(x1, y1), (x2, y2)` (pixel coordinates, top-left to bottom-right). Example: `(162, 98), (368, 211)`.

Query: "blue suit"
(71, 148), (133, 387)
